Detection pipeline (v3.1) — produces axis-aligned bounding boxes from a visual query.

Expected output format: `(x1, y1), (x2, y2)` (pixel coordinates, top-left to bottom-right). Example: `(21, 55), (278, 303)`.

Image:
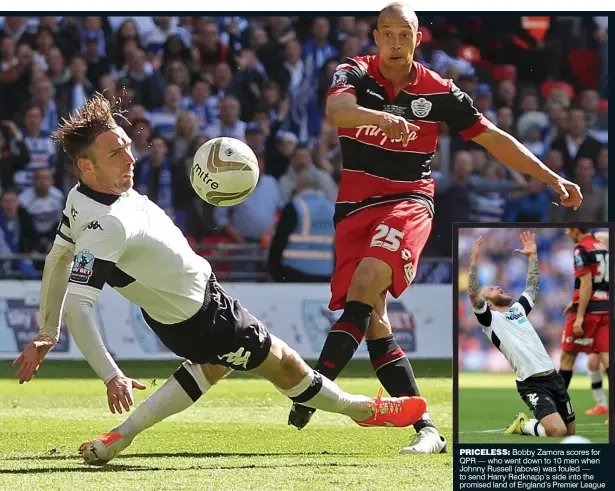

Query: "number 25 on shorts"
(371, 224), (404, 252)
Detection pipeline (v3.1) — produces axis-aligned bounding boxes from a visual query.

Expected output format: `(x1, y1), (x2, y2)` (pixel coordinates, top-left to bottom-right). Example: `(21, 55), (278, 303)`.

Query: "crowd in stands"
(457, 227), (607, 374)
(0, 15), (608, 279)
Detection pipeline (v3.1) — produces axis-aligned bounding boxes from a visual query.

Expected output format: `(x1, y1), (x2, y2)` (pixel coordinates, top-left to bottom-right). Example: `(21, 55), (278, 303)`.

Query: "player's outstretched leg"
(255, 335), (427, 427)
(79, 362), (230, 465)
(288, 258), (390, 428)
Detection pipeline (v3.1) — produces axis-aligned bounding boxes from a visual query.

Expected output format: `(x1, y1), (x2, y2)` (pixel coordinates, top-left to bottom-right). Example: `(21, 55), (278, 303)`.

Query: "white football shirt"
(55, 182), (212, 324)
(473, 292), (554, 381)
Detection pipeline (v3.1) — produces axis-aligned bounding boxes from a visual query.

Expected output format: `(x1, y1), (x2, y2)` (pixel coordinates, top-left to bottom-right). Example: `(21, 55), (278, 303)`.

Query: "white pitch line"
(460, 423), (608, 434)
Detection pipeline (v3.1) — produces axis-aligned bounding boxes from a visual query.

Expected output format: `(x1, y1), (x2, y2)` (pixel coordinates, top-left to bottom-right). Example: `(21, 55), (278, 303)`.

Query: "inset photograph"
(457, 226), (610, 443)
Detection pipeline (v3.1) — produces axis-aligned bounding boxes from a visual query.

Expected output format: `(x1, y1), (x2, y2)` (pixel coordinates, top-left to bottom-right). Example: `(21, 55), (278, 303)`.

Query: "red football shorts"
(561, 312), (609, 353)
(329, 200), (432, 311)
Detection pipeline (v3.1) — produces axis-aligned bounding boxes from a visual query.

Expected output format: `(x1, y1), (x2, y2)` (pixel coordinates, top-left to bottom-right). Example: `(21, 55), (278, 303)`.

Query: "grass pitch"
(459, 372), (610, 444)
(0, 360), (451, 491)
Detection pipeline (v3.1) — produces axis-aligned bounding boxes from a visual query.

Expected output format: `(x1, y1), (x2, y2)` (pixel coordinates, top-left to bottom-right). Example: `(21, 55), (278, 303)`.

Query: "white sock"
(589, 371), (607, 406)
(111, 361), (210, 440)
(521, 419), (547, 437)
(278, 370), (373, 421)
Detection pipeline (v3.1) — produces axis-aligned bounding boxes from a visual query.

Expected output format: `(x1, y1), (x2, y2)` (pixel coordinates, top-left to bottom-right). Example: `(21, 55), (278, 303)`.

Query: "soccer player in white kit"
(12, 94), (427, 465)
(467, 232), (576, 438)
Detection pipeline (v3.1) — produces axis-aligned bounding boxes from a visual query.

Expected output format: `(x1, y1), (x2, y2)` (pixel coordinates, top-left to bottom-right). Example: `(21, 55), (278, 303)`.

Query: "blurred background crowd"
(0, 15), (608, 281)
(457, 227), (608, 374)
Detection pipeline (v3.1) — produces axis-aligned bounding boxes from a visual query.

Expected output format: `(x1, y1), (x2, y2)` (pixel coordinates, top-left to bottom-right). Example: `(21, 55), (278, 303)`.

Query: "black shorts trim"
(142, 275), (272, 371)
(516, 371), (575, 425)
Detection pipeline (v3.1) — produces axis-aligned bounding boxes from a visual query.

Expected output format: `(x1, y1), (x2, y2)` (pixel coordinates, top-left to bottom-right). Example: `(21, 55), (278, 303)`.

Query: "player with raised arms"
(12, 94), (428, 465)
(469, 232), (576, 438)
(288, 2), (583, 453)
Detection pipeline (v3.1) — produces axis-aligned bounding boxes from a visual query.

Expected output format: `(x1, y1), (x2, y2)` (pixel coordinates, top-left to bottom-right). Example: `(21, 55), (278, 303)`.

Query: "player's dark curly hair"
(54, 92), (127, 165)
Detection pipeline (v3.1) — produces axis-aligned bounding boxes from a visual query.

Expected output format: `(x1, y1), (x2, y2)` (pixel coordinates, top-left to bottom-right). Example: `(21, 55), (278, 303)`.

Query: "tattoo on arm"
(525, 254), (540, 301)
(468, 258), (485, 309)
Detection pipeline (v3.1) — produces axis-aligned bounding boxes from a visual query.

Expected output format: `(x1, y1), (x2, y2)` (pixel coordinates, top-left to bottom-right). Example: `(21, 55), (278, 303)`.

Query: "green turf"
(0, 360), (452, 491)
(459, 372), (610, 444)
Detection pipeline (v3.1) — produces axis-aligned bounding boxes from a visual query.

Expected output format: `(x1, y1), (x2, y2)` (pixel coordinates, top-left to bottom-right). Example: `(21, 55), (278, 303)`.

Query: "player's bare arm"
(514, 231), (539, 302)
(468, 236), (486, 310)
(13, 242), (74, 383)
(472, 126), (583, 210)
(573, 272), (592, 337)
(326, 92), (419, 146)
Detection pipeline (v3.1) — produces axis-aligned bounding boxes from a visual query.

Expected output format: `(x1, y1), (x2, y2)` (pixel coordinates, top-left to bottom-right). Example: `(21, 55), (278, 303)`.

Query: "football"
(190, 137), (259, 207)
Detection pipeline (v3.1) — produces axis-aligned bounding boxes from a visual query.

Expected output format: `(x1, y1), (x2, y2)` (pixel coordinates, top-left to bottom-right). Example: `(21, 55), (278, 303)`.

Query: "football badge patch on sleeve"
(71, 250), (95, 284)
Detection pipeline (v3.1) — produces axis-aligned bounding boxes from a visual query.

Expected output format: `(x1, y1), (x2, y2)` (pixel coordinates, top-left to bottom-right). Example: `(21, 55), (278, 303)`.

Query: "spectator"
(231, 49), (267, 121)
(279, 144), (338, 204)
(474, 84), (496, 122)
(129, 118), (153, 161)
(0, 121), (30, 189)
(432, 151), (473, 255)
(430, 29), (475, 77)
(33, 26), (55, 71)
(496, 79), (516, 110)
(133, 136), (184, 222)
(16, 104), (57, 190)
(161, 34), (192, 75)
(550, 108), (602, 177)
(268, 170), (335, 282)
(316, 121), (342, 179)
(550, 157), (606, 222)
(495, 107), (514, 135)
(45, 46), (70, 85)
(196, 19), (236, 71)
(150, 83), (183, 140)
(211, 61), (234, 101)
(83, 31), (110, 89)
(468, 162), (527, 222)
(182, 79), (217, 135)
(18, 167), (64, 254)
(145, 17), (191, 60)
(0, 188), (37, 278)
(111, 19), (142, 72)
(121, 47), (164, 110)
(544, 149), (567, 178)
(29, 77), (66, 135)
(170, 111), (199, 168)
(266, 130), (297, 179)
(245, 122), (265, 157)
(0, 17), (36, 46)
(303, 17), (338, 78)
(98, 74), (117, 103)
(164, 60), (192, 96)
(519, 124), (547, 160)
(55, 54), (95, 114)
(80, 16), (106, 57)
(355, 18), (375, 55)
(1, 42), (34, 120)
(205, 95), (247, 142)
(214, 155), (283, 244)
(580, 89), (608, 142)
(504, 177), (550, 222)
